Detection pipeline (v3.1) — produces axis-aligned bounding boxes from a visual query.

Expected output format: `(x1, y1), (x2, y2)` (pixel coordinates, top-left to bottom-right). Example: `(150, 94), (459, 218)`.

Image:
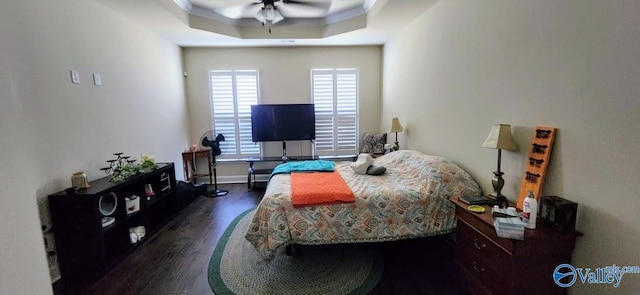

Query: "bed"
(244, 150), (481, 260)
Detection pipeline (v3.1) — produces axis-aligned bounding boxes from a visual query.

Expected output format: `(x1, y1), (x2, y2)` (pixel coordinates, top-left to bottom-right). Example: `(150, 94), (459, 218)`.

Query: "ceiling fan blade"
(239, 1), (264, 18)
(281, 0), (330, 10)
(275, 4), (326, 19)
(247, 1), (264, 7)
(242, 0), (264, 11)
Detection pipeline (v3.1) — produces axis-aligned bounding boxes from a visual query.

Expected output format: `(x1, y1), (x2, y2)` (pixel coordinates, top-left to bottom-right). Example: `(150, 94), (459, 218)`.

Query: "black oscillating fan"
(201, 133), (229, 197)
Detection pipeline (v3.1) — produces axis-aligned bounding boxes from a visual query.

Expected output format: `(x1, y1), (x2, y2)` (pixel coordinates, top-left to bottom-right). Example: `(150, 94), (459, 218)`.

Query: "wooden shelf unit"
(48, 163), (177, 293)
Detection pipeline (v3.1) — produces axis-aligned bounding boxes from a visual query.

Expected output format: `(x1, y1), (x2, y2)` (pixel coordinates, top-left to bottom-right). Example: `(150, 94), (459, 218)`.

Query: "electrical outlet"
(93, 73), (102, 86)
(70, 70), (80, 84)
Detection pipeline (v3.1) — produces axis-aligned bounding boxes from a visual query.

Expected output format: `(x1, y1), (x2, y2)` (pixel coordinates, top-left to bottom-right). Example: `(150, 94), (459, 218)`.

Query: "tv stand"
(246, 155), (357, 190)
(282, 141), (288, 161)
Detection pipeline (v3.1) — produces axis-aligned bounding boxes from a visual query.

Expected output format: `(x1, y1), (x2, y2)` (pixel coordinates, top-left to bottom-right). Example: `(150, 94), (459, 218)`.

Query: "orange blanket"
(291, 171), (355, 207)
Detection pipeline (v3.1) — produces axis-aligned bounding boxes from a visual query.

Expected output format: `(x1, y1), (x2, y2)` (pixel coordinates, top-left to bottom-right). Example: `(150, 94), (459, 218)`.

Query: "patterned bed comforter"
(244, 150), (481, 260)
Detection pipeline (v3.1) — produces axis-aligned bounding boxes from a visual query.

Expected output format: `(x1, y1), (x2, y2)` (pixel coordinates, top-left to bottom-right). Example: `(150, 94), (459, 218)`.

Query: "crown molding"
(190, 5), (238, 25)
(363, 0), (377, 12)
(173, 0), (192, 12)
(325, 5), (366, 25)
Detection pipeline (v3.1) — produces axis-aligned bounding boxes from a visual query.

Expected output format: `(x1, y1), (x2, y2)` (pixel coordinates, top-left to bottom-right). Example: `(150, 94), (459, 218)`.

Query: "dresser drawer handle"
(473, 261), (485, 273)
(473, 238), (486, 250)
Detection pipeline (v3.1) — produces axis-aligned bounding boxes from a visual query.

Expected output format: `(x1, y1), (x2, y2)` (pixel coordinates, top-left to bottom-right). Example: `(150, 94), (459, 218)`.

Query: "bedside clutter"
(491, 206), (525, 240)
(539, 195), (578, 233)
(449, 197), (582, 295)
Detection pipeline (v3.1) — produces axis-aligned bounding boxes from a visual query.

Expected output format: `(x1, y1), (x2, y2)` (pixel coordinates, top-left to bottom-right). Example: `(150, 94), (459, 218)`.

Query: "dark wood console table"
(246, 155), (356, 191)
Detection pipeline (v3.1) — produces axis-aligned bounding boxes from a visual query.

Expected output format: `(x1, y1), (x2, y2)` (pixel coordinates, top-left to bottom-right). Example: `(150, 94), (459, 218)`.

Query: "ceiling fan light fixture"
(255, 4), (284, 25)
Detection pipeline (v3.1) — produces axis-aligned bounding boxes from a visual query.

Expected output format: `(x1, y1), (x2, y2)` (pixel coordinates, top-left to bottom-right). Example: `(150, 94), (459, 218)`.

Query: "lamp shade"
(390, 117), (404, 133)
(482, 124), (518, 151)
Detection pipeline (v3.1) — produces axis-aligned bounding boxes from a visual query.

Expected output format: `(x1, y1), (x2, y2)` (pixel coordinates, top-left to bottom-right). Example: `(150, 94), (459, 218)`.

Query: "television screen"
(251, 104), (316, 142)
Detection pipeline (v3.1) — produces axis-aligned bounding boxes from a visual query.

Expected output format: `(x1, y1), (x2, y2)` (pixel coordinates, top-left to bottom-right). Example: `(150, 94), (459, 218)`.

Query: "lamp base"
(488, 194), (509, 208)
(490, 171), (508, 208)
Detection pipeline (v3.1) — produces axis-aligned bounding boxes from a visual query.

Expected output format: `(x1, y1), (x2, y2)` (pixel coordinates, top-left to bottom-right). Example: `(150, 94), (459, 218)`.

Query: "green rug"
(208, 209), (383, 295)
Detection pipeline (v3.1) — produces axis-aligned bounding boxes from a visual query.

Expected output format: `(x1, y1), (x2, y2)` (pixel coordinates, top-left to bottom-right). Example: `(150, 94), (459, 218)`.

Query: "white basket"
(125, 195), (140, 214)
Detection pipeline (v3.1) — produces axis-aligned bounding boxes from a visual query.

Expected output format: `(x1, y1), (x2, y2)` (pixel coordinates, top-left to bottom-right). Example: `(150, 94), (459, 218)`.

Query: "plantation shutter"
(312, 69), (359, 157)
(210, 70), (261, 160)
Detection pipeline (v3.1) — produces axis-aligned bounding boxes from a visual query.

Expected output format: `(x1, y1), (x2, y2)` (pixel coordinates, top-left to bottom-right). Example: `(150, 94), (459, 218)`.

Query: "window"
(311, 68), (359, 157)
(209, 70), (261, 160)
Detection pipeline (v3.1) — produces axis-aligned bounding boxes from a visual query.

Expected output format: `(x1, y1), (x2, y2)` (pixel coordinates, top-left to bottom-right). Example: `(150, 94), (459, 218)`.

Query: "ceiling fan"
(248, 0), (330, 32)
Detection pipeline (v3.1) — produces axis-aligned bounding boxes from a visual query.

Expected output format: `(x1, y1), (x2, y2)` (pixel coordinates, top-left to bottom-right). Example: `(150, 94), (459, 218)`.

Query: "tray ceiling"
(98, 0), (438, 46)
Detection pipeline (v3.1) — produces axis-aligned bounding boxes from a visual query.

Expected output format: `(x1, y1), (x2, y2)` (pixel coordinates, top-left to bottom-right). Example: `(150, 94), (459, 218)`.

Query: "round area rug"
(208, 209), (383, 295)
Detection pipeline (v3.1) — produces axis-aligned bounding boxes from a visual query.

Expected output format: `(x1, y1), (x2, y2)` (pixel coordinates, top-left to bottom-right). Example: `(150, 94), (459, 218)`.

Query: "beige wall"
(0, 0), (189, 293)
(383, 0), (640, 293)
(183, 46), (382, 180)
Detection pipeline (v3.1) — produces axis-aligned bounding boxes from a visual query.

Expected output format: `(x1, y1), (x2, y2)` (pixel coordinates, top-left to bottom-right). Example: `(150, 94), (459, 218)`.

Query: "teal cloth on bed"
(270, 160), (335, 178)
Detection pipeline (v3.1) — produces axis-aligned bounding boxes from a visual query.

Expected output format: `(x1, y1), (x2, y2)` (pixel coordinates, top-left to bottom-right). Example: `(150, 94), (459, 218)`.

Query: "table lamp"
(482, 124), (518, 207)
(390, 117), (404, 151)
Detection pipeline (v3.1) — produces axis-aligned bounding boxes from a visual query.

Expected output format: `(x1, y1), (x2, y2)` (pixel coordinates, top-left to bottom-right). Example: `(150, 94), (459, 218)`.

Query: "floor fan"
(200, 131), (229, 197)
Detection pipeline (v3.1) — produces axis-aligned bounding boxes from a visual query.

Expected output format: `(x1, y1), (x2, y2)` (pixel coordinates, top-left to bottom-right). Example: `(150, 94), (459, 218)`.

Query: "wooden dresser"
(450, 197), (581, 295)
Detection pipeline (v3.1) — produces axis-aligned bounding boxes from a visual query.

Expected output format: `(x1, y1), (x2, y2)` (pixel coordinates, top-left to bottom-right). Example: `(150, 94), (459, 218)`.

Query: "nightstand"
(450, 197), (582, 295)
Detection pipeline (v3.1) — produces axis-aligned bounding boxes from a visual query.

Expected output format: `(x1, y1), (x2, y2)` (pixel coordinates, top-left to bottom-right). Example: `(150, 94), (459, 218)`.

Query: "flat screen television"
(251, 104), (315, 142)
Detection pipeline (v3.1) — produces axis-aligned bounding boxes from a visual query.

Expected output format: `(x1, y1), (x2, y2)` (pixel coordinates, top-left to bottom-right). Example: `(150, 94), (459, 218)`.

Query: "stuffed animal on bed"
(350, 153), (386, 175)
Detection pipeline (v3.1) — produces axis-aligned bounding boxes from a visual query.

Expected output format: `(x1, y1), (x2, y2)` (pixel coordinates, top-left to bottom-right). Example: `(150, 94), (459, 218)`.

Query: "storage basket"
(125, 195), (140, 214)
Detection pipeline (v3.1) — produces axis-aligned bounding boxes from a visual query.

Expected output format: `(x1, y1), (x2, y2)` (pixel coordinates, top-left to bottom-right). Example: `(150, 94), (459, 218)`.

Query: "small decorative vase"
(71, 172), (90, 188)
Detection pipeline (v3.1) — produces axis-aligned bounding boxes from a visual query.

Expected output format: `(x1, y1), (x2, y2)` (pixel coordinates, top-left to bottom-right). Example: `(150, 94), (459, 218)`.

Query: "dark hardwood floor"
(58, 183), (464, 295)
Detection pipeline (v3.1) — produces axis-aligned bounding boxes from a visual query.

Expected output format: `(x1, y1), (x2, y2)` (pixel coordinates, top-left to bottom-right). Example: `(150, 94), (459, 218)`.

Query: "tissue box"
(125, 195), (140, 214)
(492, 206), (525, 240)
(494, 217), (525, 240)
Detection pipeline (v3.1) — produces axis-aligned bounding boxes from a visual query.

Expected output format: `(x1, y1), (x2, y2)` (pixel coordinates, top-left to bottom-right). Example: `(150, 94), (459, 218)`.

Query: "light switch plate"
(70, 70), (80, 84)
(93, 73), (102, 86)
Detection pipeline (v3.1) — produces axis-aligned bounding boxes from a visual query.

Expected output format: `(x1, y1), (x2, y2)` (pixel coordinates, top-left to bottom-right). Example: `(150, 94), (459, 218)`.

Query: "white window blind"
(311, 68), (359, 157)
(210, 70), (261, 160)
